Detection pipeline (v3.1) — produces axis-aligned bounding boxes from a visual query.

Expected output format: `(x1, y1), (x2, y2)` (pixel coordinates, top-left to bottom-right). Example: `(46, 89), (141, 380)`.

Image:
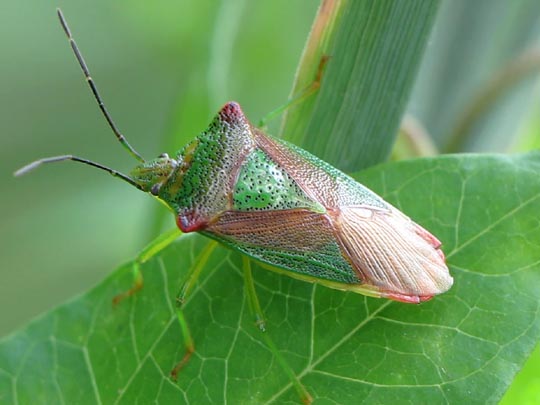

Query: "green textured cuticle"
(233, 149), (322, 212)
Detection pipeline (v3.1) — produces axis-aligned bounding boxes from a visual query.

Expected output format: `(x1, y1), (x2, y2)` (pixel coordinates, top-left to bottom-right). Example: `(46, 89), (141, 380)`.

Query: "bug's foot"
(175, 296), (186, 308)
(112, 281), (143, 306)
(170, 346), (195, 381)
(255, 317), (266, 332)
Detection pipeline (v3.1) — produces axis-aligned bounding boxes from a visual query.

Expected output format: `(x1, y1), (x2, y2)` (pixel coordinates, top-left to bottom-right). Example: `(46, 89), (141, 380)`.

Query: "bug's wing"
(204, 209), (361, 284)
(336, 206), (453, 303)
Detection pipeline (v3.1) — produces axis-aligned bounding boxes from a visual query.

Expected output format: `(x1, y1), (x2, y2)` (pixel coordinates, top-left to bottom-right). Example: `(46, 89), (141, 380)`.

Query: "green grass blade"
(281, 0), (441, 172)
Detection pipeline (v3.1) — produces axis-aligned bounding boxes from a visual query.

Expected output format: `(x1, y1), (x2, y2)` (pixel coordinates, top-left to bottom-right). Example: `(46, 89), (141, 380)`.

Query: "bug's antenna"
(56, 8), (145, 163)
(14, 155), (144, 191)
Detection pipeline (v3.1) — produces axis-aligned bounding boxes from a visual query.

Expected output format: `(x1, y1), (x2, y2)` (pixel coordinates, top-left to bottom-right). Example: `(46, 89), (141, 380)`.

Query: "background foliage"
(1, 0), (539, 403)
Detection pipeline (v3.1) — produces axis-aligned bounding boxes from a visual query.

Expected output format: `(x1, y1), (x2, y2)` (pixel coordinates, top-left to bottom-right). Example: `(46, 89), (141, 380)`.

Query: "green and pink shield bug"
(15, 9), (453, 403)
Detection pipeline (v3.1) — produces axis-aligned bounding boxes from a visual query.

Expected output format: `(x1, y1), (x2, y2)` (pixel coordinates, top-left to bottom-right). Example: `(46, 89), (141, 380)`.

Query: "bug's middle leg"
(242, 257), (313, 404)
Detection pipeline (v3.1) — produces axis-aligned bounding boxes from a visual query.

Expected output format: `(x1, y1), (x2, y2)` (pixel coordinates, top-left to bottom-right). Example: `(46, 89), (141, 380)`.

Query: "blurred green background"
(1, 0), (539, 402)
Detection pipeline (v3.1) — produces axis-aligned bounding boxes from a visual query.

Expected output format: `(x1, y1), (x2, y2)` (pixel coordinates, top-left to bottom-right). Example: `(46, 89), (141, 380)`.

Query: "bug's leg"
(113, 228), (182, 305)
(242, 257), (313, 404)
(170, 241), (218, 380)
(242, 257), (267, 332)
(176, 241), (218, 305)
(170, 309), (195, 381)
(258, 55), (329, 129)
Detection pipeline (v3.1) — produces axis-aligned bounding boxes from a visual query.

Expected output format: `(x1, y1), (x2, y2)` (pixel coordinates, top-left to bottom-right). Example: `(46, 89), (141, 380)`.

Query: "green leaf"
(2, 152), (539, 403)
(281, 0), (440, 172)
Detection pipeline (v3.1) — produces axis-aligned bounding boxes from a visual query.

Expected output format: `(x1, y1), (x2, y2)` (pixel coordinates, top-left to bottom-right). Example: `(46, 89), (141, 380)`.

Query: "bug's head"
(130, 153), (179, 196)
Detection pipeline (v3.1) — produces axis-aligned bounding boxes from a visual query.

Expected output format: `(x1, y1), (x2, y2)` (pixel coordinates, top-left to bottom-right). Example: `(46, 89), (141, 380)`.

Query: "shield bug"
(16, 9), (453, 402)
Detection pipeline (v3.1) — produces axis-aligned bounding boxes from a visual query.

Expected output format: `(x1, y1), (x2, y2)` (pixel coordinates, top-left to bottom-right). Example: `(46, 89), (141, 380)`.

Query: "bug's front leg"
(242, 257), (313, 405)
(112, 228), (182, 305)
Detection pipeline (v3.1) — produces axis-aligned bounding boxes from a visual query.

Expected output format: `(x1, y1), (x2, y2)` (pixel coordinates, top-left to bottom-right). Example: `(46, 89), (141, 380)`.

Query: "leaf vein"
(448, 192), (540, 258)
(114, 317), (176, 404)
(82, 346), (102, 405)
(266, 300), (392, 403)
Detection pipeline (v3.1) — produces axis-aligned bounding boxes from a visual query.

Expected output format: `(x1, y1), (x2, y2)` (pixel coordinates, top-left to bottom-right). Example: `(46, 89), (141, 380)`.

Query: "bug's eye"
(150, 183), (161, 196)
(158, 153), (169, 159)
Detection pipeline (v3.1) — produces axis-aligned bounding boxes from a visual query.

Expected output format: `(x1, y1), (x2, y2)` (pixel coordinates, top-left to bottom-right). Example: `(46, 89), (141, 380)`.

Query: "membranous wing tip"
(336, 205), (453, 303)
